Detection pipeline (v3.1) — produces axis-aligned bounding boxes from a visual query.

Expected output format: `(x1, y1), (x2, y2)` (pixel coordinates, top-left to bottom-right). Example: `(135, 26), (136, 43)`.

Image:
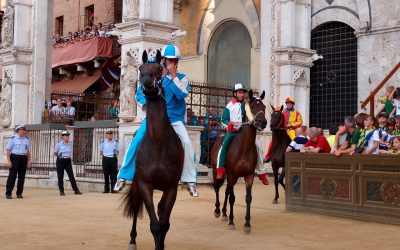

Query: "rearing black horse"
(269, 105), (290, 204)
(122, 50), (184, 250)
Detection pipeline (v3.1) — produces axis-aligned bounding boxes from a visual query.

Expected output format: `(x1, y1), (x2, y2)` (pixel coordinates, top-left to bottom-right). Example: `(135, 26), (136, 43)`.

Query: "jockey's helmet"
(233, 83), (247, 93)
(162, 45), (181, 59)
(285, 97), (295, 104)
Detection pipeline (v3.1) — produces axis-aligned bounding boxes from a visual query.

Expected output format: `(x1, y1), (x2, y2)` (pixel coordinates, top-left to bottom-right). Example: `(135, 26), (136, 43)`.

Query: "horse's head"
(139, 50), (163, 96)
(270, 105), (285, 131)
(247, 90), (267, 131)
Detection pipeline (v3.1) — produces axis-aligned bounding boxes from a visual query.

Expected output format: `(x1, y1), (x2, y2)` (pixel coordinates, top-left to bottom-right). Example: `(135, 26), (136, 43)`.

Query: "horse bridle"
(240, 110), (265, 131)
(139, 62), (164, 98)
(271, 109), (285, 130)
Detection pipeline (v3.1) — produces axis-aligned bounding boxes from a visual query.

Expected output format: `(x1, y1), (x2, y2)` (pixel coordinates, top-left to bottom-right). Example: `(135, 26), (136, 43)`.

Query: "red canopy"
(52, 37), (113, 68)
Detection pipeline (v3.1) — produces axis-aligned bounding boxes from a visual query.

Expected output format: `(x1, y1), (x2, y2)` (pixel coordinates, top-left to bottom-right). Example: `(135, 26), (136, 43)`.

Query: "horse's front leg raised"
(243, 174), (254, 233)
(158, 188), (178, 250)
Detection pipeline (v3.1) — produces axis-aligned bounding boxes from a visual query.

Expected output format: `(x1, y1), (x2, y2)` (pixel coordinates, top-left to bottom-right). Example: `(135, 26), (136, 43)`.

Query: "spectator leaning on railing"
(300, 127), (331, 153)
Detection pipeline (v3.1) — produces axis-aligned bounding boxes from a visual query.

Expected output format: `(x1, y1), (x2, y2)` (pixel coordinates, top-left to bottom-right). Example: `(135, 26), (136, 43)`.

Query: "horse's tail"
(121, 182), (143, 219)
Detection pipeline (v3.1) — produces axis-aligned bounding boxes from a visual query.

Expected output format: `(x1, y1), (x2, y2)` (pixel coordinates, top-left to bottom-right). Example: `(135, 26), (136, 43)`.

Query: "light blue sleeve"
(135, 85), (147, 107)
(164, 75), (189, 100)
(54, 142), (60, 153)
(26, 140), (31, 152)
(99, 141), (104, 153)
(6, 137), (14, 151)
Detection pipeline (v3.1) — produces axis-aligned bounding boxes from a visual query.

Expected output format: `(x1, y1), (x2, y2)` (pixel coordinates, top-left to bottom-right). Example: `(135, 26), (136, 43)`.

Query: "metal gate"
(310, 22), (358, 129)
(73, 120), (119, 178)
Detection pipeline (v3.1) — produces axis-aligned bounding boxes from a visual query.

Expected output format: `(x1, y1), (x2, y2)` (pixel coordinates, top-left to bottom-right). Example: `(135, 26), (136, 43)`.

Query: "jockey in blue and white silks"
(115, 45), (198, 197)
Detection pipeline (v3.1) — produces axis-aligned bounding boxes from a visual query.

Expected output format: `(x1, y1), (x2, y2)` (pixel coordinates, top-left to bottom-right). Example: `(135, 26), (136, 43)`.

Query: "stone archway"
(207, 20), (251, 87)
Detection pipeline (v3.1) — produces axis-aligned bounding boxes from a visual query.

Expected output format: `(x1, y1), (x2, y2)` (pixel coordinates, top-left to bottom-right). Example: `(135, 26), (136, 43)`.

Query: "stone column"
(0, 0), (53, 127)
(274, 0), (315, 126)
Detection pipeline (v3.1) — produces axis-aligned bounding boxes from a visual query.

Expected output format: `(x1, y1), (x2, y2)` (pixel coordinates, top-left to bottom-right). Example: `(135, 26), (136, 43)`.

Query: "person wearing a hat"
(215, 83), (270, 185)
(5, 125), (31, 199)
(264, 97), (303, 163)
(100, 129), (119, 193)
(114, 44), (199, 197)
(54, 130), (82, 196)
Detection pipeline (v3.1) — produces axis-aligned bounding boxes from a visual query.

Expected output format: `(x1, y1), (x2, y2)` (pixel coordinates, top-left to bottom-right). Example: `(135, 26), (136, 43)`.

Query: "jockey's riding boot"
(258, 173), (270, 185)
(216, 168), (226, 180)
(114, 178), (126, 192)
(263, 157), (271, 163)
(187, 183), (199, 197)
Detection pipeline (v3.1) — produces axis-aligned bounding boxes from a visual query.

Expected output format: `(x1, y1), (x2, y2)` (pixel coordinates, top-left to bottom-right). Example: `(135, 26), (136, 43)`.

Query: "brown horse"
(211, 90), (267, 233)
(122, 50), (184, 250)
(269, 105), (290, 204)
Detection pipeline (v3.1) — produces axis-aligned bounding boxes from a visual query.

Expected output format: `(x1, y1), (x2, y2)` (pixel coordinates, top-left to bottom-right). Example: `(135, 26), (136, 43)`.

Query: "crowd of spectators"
(53, 23), (115, 47)
(288, 86), (400, 156)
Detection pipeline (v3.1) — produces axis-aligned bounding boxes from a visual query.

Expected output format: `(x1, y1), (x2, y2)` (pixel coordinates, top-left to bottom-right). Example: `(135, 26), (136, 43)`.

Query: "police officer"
(54, 130), (82, 196)
(5, 125), (31, 199)
(100, 129), (119, 193)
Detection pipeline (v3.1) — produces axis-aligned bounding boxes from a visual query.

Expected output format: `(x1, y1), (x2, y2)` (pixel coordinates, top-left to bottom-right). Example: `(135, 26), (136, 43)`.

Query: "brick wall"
(53, 0), (122, 36)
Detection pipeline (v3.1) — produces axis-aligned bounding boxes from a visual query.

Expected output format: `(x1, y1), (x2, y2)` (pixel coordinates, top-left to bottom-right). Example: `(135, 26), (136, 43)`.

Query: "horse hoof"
(128, 244), (137, 250)
(227, 224), (236, 230)
(221, 215), (228, 221)
(243, 226), (251, 234)
(272, 199), (278, 204)
(214, 211), (221, 218)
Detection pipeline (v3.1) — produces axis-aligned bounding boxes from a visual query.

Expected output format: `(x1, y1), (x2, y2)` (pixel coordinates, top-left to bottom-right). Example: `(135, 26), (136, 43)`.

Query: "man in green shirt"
(332, 116), (360, 156)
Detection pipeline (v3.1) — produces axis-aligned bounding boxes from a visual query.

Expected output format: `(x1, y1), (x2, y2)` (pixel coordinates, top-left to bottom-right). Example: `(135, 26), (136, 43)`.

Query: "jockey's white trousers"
(255, 141), (268, 175)
(171, 121), (197, 183)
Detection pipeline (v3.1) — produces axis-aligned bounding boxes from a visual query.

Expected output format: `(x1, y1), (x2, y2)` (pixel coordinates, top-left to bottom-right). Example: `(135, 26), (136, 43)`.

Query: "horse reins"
(272, 109), (285, 130)
(239, 110), (265, 131)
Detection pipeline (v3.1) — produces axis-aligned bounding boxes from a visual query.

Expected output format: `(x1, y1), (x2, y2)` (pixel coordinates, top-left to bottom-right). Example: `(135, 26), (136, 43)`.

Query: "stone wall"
(53, 0), (122, 35)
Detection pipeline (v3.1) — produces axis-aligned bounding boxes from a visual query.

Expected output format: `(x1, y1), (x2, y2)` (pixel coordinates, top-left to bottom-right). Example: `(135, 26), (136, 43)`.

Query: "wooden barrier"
(285, 153), (400, 225)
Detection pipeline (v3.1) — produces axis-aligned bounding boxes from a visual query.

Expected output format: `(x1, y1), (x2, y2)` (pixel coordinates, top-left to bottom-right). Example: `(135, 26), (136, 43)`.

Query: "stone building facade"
(53, 0), (123, 36)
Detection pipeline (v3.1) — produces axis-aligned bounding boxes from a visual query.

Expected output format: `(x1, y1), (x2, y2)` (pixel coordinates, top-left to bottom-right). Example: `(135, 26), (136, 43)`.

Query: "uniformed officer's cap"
(61, 130), (70, 136)
(105, 129), (113, 134)
(15, 124), (26, 132)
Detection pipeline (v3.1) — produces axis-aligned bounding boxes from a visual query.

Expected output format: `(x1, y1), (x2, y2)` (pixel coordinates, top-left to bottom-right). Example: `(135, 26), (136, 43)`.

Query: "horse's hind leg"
(158, 188), (178, 250)
(243, 175), (254, 233)
(272, 166), (280, 204)
(140, 184), (162, 250)
(227, 184), (236, 230)
(279, 167), (286, 190)
(213, 178), (224, 218)
(221, 185), (229, 221)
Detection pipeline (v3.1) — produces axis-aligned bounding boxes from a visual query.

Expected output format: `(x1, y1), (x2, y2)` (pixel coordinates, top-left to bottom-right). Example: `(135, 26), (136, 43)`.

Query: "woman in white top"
(363, 115), (380, 154)
(389, 88), (400, 118)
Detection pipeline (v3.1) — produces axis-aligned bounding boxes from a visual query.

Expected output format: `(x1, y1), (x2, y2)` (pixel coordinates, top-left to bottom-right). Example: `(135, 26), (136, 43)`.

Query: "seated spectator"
(379, 136), (400, 155)
(378, 85), (395, 115)
(186, 108), (198, 126)
(389, 87), (400, 119)
(357, 115), (379, 154)
(300, 127), (331, 153)
(109, 100), (120, 119)
(394, 116), (400, 135)
(376, 112), (390, 150)
(50, 98), (64, 116)
(287, 127), (308, 152)
(327, 125), (338, 149)
(333, 113), (368, 156)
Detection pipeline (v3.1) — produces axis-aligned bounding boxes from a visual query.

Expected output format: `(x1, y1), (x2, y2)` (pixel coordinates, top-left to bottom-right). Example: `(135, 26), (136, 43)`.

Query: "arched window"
(310, 22), (358, 129)
(207, 21), (251, 87)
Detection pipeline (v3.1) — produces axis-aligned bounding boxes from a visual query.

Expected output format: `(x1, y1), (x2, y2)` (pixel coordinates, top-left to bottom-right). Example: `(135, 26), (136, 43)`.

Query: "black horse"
(211, 91), (267, 233)
(269, 105), (290, 204)
(122, 50), (184, 250)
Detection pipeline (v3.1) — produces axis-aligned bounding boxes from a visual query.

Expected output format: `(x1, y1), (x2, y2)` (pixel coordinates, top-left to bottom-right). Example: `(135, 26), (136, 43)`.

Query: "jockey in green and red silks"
(215, 83), (269, 185)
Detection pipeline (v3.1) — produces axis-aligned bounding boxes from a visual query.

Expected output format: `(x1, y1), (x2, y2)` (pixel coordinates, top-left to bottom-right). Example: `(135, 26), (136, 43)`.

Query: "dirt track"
(0, 184), (398, 250)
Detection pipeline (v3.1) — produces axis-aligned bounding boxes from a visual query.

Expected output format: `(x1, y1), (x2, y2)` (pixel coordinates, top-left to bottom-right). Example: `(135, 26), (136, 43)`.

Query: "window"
(85, 5), (95, 27)
(310, 22), (358, 129)
(55, 16), (64, 36)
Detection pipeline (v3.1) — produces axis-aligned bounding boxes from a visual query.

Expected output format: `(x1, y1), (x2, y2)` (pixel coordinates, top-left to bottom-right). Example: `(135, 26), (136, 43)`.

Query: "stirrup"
(114, 178), (126, 191)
